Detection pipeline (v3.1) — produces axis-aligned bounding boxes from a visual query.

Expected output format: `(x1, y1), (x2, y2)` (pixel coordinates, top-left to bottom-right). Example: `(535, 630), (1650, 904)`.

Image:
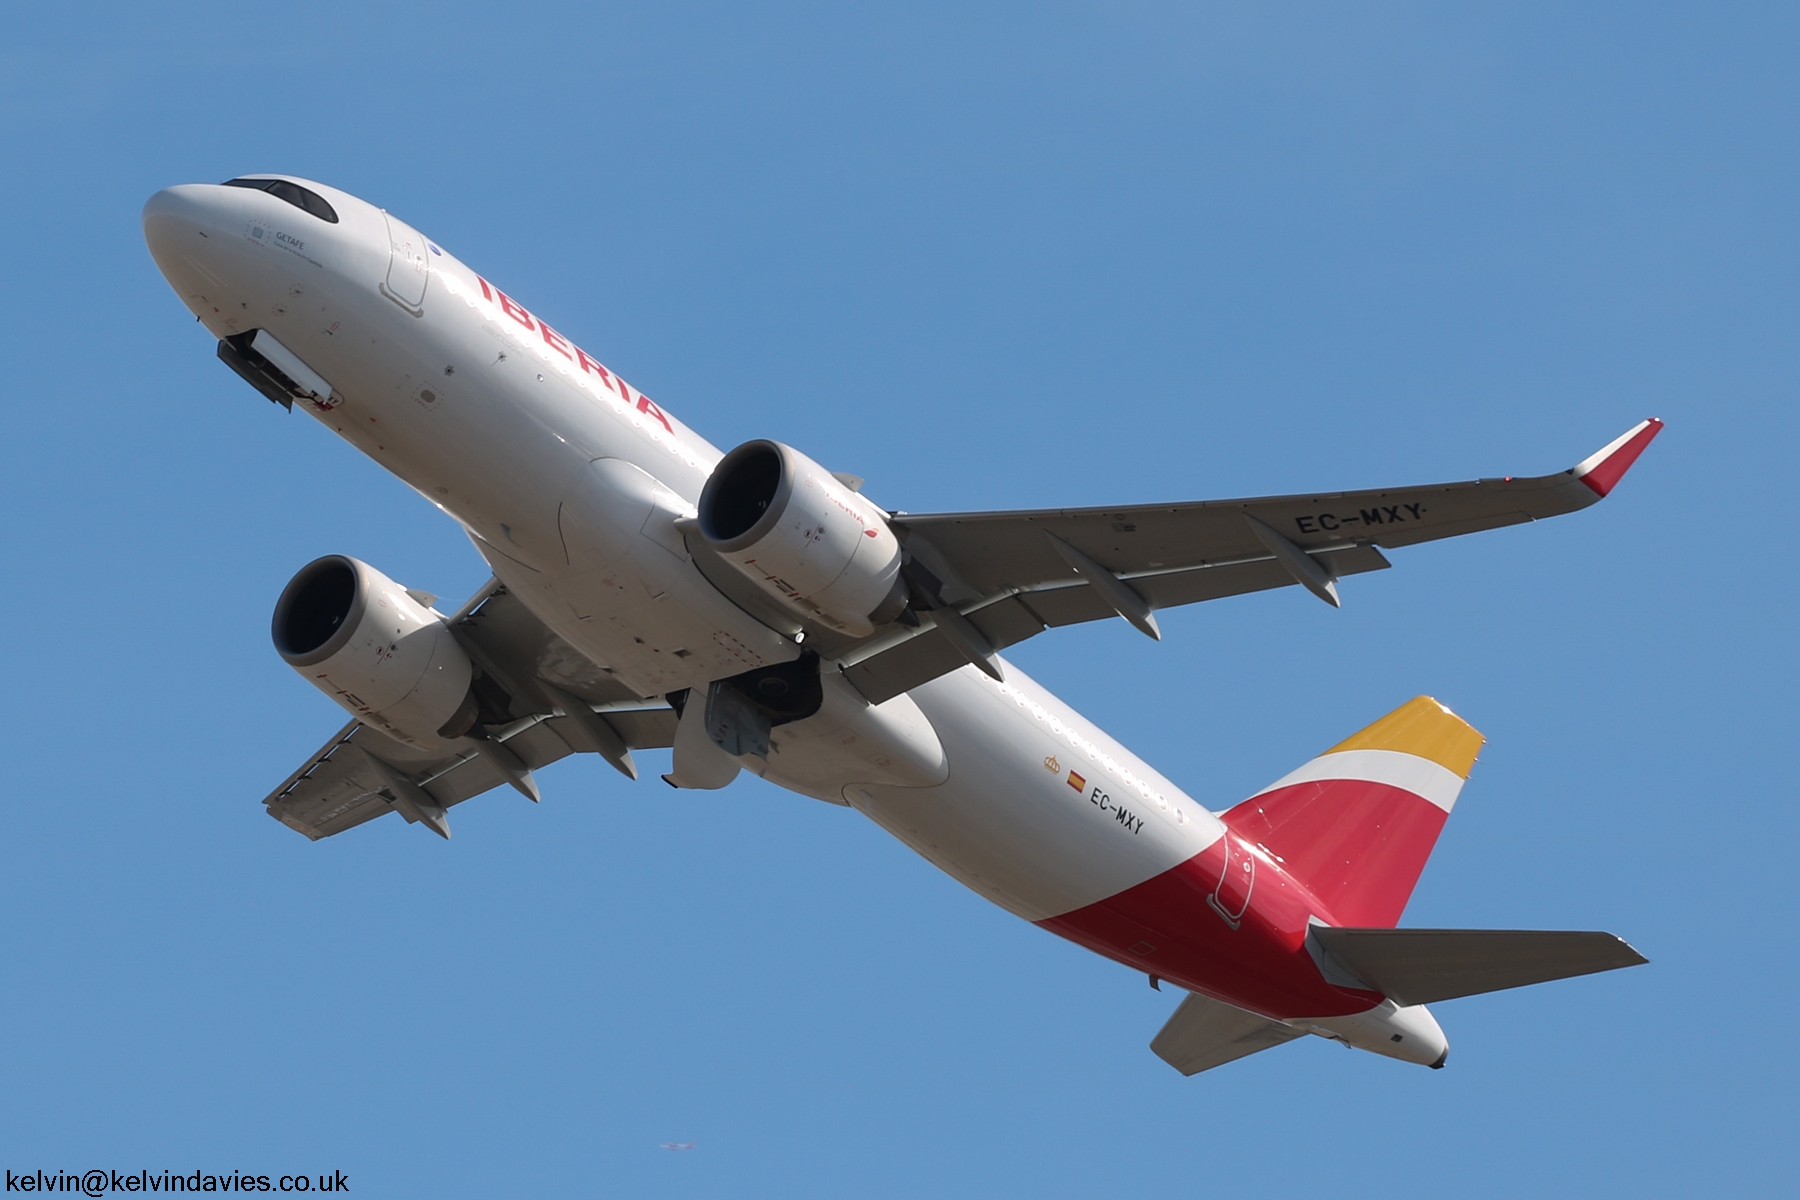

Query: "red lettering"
(575, 347), (616, 391)
(497, 290), (534, 331)
(637, 395), (674, 434)
(478, 276), (493, 301)
(539, 323), (573, 359)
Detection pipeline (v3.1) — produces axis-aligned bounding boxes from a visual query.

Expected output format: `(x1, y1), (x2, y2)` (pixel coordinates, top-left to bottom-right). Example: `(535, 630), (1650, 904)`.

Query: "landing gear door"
(380, 212), (431, 315)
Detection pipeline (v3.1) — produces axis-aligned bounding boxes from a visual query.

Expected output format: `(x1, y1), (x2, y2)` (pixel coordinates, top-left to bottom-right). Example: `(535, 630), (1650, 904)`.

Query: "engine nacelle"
(698, 440), (906, 637)
(272, 555), (477, 749)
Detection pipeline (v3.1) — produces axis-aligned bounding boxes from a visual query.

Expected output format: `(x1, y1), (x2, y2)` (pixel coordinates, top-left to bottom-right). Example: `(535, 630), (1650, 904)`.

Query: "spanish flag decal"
(1067, 770), (1087, 792)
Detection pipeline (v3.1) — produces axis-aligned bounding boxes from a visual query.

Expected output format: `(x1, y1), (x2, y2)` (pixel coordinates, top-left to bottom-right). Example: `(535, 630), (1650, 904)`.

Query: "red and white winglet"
(1573, 417), (1664, 498)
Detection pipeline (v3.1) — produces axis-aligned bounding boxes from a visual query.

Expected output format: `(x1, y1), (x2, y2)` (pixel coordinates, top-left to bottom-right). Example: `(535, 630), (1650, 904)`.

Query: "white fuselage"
(143, 178), (1228, 930)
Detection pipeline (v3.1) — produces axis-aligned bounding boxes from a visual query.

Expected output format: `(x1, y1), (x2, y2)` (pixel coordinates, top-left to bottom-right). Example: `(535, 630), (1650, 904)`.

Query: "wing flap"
(840, 596), (1049, 704)
(1150, 991), (1305, 1077)
(262, 722), (397, 841)
(264, 705), (679, 840)
(839, 544), (1393, 704)
(841, 633), (966, 705)
(1309, 926), (1649, 1007)
(1127, 542), (1392, 610)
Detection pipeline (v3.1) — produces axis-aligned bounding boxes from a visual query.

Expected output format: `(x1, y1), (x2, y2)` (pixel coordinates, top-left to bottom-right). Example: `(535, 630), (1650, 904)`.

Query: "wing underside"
(264, 705), (677, 840)
(263, 584), (677, 840)
(830, 419), (1662, 703)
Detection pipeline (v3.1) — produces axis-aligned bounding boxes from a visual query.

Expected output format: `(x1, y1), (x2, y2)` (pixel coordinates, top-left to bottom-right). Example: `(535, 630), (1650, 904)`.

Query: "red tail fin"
(1222, 697), (1483, 928)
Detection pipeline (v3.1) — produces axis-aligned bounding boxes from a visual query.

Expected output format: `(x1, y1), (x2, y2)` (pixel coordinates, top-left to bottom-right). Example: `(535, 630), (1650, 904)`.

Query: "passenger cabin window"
(222, 177), (339, 224)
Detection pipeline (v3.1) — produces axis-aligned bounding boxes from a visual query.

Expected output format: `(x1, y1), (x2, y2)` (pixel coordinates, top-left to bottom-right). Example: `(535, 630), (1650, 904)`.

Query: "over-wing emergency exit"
(143, 175), (1657, 1076)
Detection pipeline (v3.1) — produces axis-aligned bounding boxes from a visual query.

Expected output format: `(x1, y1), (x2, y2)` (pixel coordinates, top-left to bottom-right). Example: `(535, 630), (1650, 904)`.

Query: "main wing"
(839, 419), (1662, 702)
(263, 584), (677, 840)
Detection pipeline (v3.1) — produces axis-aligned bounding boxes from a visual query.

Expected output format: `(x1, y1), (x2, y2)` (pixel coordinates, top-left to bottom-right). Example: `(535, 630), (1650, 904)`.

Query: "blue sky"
(2, 3), (1794, 1196)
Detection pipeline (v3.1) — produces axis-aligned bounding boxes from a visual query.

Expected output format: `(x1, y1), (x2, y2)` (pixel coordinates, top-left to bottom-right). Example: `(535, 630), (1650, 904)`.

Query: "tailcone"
(1298, 999), (1449, 1068)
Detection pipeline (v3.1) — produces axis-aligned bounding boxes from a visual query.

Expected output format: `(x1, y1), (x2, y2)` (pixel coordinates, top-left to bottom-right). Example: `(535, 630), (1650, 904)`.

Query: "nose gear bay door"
(379, 212), (431, 314)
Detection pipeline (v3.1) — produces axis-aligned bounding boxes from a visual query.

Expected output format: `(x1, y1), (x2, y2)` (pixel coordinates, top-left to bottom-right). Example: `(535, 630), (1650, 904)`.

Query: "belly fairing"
(758, 672), (949, 802)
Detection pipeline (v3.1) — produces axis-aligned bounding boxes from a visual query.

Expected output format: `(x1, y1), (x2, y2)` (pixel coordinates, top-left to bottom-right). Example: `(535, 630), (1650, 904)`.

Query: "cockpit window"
(222, 177), (339, 224)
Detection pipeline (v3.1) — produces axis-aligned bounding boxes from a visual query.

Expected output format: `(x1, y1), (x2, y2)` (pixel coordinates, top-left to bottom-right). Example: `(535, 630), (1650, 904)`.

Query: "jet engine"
(697, 440), (907, 637)
(272, 555), (478, 749)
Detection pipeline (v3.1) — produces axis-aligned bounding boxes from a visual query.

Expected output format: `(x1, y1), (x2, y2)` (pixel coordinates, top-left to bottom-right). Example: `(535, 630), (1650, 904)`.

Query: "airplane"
(142, 174), (1658, 1077)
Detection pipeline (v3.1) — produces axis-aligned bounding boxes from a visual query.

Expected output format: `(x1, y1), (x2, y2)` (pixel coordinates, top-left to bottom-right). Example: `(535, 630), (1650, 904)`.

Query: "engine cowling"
(272, 555), (477, 749)
(698, 440), (906, 637)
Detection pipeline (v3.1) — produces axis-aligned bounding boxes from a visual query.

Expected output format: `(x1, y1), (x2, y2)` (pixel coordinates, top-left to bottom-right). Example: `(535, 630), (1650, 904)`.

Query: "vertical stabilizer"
(1223, 697), (1483, 927)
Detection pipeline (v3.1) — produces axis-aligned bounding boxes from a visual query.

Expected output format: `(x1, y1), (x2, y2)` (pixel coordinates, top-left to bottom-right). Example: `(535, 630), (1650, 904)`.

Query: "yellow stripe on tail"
(1325, 696), (1484, 780)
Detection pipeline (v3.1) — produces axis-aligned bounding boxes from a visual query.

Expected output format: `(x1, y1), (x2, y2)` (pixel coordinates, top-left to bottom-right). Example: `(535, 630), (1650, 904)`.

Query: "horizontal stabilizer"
(1310, 926), (1648, 1007)
(1150, 991), (1304, 1076)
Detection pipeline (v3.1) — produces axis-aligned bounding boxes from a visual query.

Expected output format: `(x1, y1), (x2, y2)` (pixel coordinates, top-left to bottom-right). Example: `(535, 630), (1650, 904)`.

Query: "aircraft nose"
(142, 183), (231, 267)
(142, 182), (215, 221)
